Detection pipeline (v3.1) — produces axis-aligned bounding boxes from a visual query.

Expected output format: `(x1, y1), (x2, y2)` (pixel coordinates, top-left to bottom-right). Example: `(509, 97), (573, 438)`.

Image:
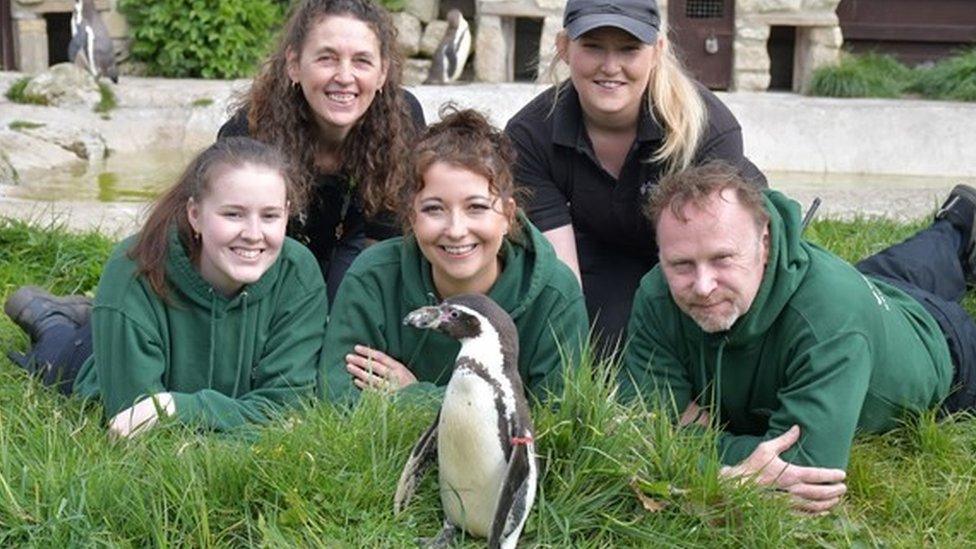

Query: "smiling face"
(657, 189), (769, 333)
(560, 26), (660, 129)
(411, 162), (514, 298)
(287, 14), (388, 143)
(187, 164), (288, 297)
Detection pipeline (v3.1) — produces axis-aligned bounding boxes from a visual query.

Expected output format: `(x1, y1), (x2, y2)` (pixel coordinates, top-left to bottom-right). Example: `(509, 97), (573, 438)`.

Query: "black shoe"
(935, 184), (976, 279)
(3, 286), (91, 342)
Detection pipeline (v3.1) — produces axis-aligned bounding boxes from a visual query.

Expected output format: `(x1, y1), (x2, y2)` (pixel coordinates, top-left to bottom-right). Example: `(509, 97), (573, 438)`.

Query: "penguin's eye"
(450, 310), (460, 319)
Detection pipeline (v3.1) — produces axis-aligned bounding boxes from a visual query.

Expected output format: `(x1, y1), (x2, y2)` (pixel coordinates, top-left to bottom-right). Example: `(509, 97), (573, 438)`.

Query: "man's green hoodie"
(621, 190), (953, 469)
(73, 231), (327, 430)
(322, 216), (588, 404)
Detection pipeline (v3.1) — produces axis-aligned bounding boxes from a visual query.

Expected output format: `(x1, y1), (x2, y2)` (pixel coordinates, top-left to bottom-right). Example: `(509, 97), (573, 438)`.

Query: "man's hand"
(346, 345), (417, 392)
(720, 425), (847, 513)
(108, 393), (176, 439)
(679, 400), (710, 427)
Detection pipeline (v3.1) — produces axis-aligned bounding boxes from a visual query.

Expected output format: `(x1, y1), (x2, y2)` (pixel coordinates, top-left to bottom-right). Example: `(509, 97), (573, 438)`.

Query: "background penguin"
(424, 9), (471, 85)
(395, 293), (537, 549)
(68, 0), (119, 83)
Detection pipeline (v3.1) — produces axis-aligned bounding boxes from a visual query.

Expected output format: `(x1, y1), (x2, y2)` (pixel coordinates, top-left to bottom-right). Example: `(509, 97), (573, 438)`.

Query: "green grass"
(809, 52), (912, 99)
(190, 97), (214, 108)
(909, 48), (976, 102)
(7, 120), (45, 131)
(4, 77), (48, 106)
(94, 82), (118, 115)
(2, 214), (976, 544)
(809, 48), (976, 102)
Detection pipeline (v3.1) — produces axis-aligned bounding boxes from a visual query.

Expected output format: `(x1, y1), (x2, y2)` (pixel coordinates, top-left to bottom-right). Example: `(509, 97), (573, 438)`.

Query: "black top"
(217, 89), (426, 265)
(504, 83), (766, 262)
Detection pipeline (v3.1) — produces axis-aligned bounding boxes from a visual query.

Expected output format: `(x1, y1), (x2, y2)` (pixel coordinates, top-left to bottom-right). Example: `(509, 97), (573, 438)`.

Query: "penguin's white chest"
(438, 369), (508, 537)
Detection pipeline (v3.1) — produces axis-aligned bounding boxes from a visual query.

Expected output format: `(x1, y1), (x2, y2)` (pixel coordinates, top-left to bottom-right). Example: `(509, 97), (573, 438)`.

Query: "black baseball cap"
(563, 0), (660, 44)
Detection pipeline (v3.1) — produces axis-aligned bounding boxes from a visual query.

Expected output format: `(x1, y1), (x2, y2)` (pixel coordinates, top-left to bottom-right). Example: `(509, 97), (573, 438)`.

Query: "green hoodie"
(620, 190), (953, 469)
(73, 231), (327, 430)
(321, 216), (588, 404)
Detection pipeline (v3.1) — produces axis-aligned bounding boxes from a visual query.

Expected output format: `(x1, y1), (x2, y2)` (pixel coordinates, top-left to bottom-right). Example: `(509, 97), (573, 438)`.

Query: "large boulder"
(0, 130), (80, 179)
(403, 58), (433, 86)
(405, 0), (438, 23)
(13, 122), (108, 161)
(392, 12), (423, 57)
(23, 63), (101, 109)
(420, 20), (449, 58)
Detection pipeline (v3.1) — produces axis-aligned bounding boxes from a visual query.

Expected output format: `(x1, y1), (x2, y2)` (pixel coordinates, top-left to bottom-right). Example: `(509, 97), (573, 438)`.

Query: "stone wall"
(10, 0), (128, 74)
(732, 0), (842, 92)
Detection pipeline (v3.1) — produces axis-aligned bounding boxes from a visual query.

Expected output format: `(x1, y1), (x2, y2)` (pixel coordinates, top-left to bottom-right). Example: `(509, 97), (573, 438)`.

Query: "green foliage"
(4, 77), (48, 106)
(119, 0), (285, 79)
(909, 48), (976, 102)
(377, 0), (405, 11)
(808, 52), (912, 99)
(94, 82), (117, 114)
(809, 49), (976, 102)
(2, 216), (976, 544)
(8, 120), (45, 131)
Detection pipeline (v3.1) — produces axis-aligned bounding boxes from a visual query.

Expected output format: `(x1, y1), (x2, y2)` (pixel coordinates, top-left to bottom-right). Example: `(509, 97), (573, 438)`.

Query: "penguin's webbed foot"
(418, 520), (458, 548)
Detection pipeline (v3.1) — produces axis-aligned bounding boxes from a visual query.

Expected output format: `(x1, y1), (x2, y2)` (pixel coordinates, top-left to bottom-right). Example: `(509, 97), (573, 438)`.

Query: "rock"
(405, 0), (438, 23)
(419, 20), (449, 58)
(23, 63), (101, 109)
(392, 12), (423, 57)
(0, 130), (80, 176)
(733, 70), (770, 91)
(0, 150), (18, 186)
(475, 16), (508, 83)
(14, 122), (108, 162)
(537, 16), (564, 83)
(403, 58), (433, 86)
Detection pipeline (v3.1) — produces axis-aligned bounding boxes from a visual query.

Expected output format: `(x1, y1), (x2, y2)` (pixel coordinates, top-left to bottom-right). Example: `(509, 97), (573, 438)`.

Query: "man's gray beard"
(688, 304), (742, 333)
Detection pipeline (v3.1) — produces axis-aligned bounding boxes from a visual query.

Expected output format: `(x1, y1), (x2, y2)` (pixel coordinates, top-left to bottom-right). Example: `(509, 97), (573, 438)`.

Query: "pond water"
(2, 149), (189, 203)
(2, 154), (973, 223)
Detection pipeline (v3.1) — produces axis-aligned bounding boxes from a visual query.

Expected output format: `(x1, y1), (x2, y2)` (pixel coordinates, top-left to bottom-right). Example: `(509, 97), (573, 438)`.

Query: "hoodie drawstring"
(699, 337), (729, 427)
(231, 292), (248, 398)
(207, 290), (217, 389)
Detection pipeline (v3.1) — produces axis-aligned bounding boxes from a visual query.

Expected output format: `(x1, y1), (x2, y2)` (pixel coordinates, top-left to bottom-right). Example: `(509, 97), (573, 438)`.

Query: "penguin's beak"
(403, 305), (444, 329)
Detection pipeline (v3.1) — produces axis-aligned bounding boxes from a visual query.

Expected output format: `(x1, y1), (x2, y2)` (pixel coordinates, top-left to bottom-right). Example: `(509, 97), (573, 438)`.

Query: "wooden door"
(1, 0), (15, 70)
(668, 0), (735, 89)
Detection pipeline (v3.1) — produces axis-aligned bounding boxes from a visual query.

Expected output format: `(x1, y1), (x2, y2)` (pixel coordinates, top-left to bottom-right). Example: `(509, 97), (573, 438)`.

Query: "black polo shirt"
(505, 83), (766, 262)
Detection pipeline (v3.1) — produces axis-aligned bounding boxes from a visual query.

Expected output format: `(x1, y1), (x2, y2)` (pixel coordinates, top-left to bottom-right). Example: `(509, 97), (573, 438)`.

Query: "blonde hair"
(548, 26), (707, 175)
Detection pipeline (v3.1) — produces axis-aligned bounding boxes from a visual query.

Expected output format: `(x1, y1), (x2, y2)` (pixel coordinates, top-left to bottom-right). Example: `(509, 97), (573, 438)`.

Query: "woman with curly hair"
(321, 108), (588, 405)
(219, 0), (425, 301)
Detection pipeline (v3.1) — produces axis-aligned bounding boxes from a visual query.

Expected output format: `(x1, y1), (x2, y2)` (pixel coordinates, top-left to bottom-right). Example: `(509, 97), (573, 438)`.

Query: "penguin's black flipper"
(488, 440), (533, 548)
(394, 411), (440, 513)
(67, 31), (87, 67)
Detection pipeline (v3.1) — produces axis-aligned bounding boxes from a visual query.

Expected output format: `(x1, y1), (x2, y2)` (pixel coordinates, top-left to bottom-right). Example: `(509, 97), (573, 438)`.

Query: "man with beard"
(620, 161), (976, 512)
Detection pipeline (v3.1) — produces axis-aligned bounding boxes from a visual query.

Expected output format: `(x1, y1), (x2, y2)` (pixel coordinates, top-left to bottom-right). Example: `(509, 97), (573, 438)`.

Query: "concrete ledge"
(1, 72), (974, 179)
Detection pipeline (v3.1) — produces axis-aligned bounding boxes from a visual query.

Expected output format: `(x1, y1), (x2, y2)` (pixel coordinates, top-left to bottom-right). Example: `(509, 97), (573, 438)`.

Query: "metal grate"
(686, 0), (724, 19)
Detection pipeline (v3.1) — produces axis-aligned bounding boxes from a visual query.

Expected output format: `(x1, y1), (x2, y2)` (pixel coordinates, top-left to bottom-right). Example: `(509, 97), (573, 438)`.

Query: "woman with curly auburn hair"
(219, 0), (425, 302)
(321, 108), (588, 405)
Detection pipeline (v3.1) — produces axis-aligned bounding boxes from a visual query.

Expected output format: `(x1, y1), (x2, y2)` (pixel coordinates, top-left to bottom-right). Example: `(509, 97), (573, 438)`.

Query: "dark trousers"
(10, 318), (93, 395)
(324, 229), (368, 306)
(577, 230), (654, 353)
(855, 220), (976, 412)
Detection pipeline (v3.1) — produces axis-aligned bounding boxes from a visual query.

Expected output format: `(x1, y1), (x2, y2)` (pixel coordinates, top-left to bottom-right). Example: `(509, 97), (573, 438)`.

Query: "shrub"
(4, 77), (48, 105)
(909, 48), (976, 102)
(808, 52), (912, 98)
(119, 0), (284, 79)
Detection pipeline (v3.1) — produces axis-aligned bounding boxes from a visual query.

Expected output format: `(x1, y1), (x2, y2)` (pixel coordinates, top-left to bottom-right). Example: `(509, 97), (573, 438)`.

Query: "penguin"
(424, 9), (472, 85)
(395, 293), (537, 549)
(68, 0), (119, 83)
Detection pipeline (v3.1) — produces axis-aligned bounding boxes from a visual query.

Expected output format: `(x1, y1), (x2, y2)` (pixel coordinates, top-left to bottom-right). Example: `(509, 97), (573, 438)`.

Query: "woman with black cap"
(505, 0), (766, 346)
